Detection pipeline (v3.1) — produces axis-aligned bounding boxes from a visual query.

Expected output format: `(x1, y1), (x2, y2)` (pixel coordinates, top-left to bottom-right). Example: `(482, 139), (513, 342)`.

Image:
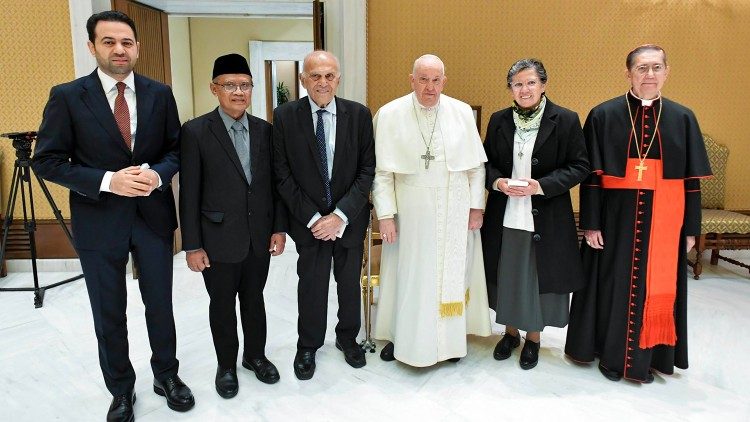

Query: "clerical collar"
(412, 93), (439, 111)
(628, 89), (661, 107)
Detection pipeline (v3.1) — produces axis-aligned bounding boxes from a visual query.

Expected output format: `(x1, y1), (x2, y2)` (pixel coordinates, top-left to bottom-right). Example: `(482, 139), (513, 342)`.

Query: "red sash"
(601, 158), (683, 348)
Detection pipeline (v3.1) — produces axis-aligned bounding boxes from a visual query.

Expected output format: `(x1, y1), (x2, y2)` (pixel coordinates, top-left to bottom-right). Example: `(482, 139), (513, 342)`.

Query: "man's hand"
(468, 208), (483, 230)
(110, 166), (154, 197)
(269, 232), (287, 256)
(686, 235), (696, 253)
(311, 213), (344, 241)
(584, 229), (604, 249)
(186, 248), (210, 272)
(379, 218), (397, 244)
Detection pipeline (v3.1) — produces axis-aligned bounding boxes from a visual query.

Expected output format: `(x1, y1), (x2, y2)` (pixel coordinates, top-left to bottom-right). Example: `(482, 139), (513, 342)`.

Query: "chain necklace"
(515, 128), (535, 158)
(625, 92), (662, 181)
(412, 101), (440, 169)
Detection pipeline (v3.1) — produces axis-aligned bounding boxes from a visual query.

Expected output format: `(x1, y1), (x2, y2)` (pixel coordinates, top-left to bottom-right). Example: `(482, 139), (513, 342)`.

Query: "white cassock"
(372, 93), (491, 367)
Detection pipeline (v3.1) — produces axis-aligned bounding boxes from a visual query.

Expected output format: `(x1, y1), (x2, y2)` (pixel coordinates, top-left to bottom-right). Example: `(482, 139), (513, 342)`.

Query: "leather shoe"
(242, 356), (280, 384)
(519, 339), (540, 370)
(335, 339), (366, 368)
(598, 362), (622, 381)
(644, 370), (655, 384)
(293, 350), (316, 380)
(153, 375), (195, 412)
(215, 366), (238, 399)
(107, 391), (135, 422)
(493, 332), (520, 361)
(380, 342), (395, 362)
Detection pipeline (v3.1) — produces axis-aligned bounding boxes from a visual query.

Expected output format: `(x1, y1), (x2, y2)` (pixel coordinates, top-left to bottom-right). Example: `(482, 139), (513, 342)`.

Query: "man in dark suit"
(32, 11), (194, 421)
(179, 54), (287, 398)
(273, 50), (375, 380)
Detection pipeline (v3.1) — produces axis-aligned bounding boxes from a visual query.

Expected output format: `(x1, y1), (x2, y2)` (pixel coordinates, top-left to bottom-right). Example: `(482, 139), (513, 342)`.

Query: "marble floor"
(1, 244), (749, 421)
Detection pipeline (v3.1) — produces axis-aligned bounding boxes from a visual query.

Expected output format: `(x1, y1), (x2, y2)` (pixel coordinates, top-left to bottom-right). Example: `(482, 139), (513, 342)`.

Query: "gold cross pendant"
(635, 162), (648, 182)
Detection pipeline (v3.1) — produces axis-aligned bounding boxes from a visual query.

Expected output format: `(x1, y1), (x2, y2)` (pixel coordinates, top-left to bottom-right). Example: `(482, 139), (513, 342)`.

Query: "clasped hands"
(110, 166), (159, 197)
(311, 213), (344, 241)
(496, 177), (539, 197)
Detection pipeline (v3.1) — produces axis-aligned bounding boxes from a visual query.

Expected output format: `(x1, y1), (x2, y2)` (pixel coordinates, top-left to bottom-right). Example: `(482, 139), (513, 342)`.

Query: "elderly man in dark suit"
(273, 50), (375, 380)
(32, 10), (194, 422)
(179, 54), (287, 398)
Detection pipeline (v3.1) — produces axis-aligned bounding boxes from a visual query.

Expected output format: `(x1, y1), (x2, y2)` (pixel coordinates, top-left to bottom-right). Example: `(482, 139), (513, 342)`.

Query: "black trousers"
(77, 215), (178, 396)
(296, 239), (363, 351)
(202, 242), (271, 368)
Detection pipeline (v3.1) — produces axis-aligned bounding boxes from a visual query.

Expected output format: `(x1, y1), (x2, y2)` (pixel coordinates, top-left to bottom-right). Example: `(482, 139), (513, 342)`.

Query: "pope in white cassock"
(372, 54), (491, 367)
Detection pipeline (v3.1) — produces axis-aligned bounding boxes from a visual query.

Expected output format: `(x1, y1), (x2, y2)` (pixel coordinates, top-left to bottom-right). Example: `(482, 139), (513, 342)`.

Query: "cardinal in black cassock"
(565, 45), (712, 383)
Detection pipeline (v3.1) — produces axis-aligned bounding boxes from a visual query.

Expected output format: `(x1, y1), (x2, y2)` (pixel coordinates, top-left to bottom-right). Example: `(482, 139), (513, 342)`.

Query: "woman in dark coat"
(481, 58), (589, 369)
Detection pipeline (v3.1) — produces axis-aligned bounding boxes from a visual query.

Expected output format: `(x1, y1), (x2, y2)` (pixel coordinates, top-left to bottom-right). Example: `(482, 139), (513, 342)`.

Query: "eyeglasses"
(416, 76), (444, 86)
(510, 79), (541, 90)
(633, 64), (666, 75)
(213, 82), (253, 93)
(306, 73), (339, 82)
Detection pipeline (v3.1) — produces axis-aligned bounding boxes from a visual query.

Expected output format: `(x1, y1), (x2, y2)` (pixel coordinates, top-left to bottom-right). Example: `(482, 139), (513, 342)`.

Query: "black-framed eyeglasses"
(213, 81), (254, 93)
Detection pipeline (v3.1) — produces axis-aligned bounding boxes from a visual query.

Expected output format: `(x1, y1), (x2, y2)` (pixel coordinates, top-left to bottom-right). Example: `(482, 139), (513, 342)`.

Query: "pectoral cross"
(635, 161), (648, 181)
(421, 148), (435, 169)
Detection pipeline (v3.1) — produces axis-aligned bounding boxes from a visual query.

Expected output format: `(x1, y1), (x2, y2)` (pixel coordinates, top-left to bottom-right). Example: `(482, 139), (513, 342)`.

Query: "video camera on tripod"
(0, 131), (83, 308)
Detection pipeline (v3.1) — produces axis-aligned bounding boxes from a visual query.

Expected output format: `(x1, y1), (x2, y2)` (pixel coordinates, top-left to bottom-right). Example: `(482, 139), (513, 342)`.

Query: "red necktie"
(114, 82), (132, 150)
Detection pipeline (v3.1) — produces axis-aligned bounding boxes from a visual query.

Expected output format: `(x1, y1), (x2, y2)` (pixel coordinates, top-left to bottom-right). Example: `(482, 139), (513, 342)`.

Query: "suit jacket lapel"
(80, 71), (130, 155)
(297, 98), (328, 180)
(532, 102), (557, 154)
(208, 109), (249, 185)
(330, 97), (348, 181)
(499, 111), (516, 153)
(247, 113), (260, 187)
(133, 74), (154, 156)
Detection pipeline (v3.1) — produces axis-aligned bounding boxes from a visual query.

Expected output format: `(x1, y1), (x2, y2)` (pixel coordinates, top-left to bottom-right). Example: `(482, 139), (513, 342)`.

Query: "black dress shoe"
(643, 371), (655, 384)
(293, 350), (316, 380)
(519, 339), (540, 370)
(107, 391), (135, 422)
(215, 366), (238, 399)
(493, 332), (521, 361)
(153, 375), (195, 412)
(447, 357), (461, 363)
(242, 356), (280, 384)
(335, 339), (367, 368)
(380, 342), (395, 362)
(598, 363), (622, 381)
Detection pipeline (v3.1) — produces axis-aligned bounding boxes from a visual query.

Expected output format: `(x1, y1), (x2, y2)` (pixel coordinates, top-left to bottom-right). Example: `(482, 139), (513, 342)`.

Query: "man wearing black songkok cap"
(180, 53), (288, 398)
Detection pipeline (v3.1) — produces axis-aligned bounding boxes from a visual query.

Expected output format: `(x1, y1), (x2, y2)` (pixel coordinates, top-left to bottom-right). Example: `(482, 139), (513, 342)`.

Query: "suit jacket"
(179, 108), (288, 263)
(32, 69), (180, 250)
(481, 99), (590, 294)
(272, 96), (375, 248)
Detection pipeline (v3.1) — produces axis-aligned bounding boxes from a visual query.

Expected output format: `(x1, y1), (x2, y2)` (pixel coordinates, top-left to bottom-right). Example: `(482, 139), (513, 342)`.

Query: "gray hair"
(412, 54), (445, 75)
(626, 44), (667, 70)
(506, 58), (548, 88)
(301, 50), (341, 75)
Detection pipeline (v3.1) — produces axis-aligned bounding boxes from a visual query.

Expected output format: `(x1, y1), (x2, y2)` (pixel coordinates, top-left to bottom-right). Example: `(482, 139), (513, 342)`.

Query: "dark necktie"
(114, 82), (132, 150)
(315, 109), (332, 207)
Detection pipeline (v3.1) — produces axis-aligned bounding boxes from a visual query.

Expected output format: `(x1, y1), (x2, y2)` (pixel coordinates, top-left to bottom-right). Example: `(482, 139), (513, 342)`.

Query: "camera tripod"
(0, 131), (83, 308)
